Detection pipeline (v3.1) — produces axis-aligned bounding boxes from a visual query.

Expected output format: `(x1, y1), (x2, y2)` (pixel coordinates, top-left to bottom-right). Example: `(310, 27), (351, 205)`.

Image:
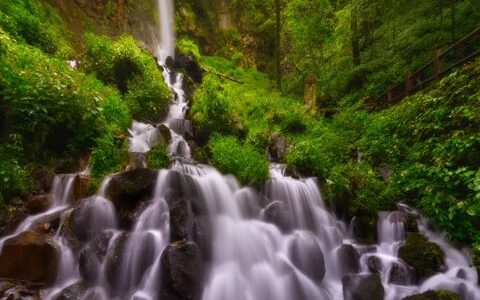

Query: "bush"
(210, 135), (269, 187)
(0, 156), (33, 203)
(84, 33), (171, 121)
(190, 74), (240, 136)
(147, 140), (171, 169)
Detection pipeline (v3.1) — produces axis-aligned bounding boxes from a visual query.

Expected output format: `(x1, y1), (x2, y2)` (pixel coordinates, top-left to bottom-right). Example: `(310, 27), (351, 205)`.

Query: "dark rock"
(165, 56), (175, 70)
(350, 215), (377, 244)
(192, 216), (212, 262)
(366, 255), (382, 274)
(263, 201), (293, 233)
(73, 174), (90, 202)
(158, 124), (173, 144)
(174, 54), (203, 83)
(398, 233), (444, 281)
(105, 233), (129, 289)
(127, 152), (147, 170)
(170, 199), (193, 242)
(0, 230), (59, 285)
(401, 290), (461, 300)
(79, 231), (114, 283)
(342, 273), (384, 300)
(71, 197), (117, 242)
(53, 282), (87, 300)
(389, 261), (415, 285)
(25, 194), (53, 214)
(160, 241), (203, 300)
(388, 211), (418, 233)
(106, 168), (158, 228)
(31, 167), (55, 194)
(267, 132), (288, 162)
(288, 232), (325, 282)
(337, 244), (360, 276)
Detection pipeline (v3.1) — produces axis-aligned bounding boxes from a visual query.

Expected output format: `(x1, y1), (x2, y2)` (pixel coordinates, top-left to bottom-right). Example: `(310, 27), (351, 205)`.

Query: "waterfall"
(1, 1), (480, 300)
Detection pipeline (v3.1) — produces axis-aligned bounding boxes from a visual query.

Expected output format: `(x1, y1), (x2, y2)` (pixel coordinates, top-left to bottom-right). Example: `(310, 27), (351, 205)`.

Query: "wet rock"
(0, 230), (59, 285)
(25, 194), (53, 214)
(53, 281), (88, 300)
(0, 281), (42, 300)
(160, 241), (203, 300)
(398, 233), (444, 281)
(73, 174), (90, 202)
(342, 273), (384, 300)
(389, 260), (415, 285)
(350, 215), (377, 244)
(388, 211), (418, 233)
(71, 197), (117, 242)
(337, 244), (360, 276)
(366, 255), (382, 274)
(79, 231), (114, 283)
(158, 124), (172, 144)
(267, 132), (288, 162)
(170, 199), (194, 242)
(105, 233), (129, 288)
(127, 152), (147, 170)
(288, 232), (325, 282)
(263, 201), (293, 233)
(192, 216), (212, 262)
(174, 54), (203, 83)
(401, 290), (461, 300)
(106, 168), (158, 228)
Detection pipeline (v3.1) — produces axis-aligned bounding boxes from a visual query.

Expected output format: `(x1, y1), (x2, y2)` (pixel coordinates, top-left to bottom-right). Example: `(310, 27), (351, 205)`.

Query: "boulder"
(79, 231), (114, 283)
(127, 152), (147, 170)
(174, 54), (203, 83)
(263, 201), (293, 233)
(160, 241), (203, 300)
(192, 216), (212, 262)
(25, 194), (53, 214)
(366, 255), (382, 274)
(106, 168), (158, 228)
(350, 215), (377, 244)
(337, 244), (360, 276)
(398, 233), (444, 281)
(53, 282), (88, 300)
(158, 124), (172, 144)
(170, 199), (194, 242)
(288, 232), (325, 282)
(388, 211), (418, 233)
(267, 132), (288, 162)
(401, 290), (461, 300)
(0, 230), (59, 285)
(389, 261), (415, 285)
(342, 274), (384, 300)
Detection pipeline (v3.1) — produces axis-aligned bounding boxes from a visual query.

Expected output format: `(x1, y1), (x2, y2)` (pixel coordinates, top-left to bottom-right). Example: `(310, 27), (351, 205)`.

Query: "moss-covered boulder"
(398, 234), (444, 281)
(342, 273), (384, 300)
(401, 290), (461, 300)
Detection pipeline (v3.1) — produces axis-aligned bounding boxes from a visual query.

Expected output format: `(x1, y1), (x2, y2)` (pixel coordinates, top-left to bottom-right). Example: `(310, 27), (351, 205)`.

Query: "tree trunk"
(275, 0), (282, 90)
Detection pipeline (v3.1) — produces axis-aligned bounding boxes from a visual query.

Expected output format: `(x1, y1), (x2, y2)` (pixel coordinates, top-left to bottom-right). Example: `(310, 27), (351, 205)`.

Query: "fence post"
(434, 48), (443, 80)
(405, 71), (413, 95)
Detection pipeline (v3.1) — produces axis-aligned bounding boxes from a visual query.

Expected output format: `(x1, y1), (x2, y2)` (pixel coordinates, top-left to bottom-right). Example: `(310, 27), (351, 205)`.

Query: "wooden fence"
(372, 25), (480, 109)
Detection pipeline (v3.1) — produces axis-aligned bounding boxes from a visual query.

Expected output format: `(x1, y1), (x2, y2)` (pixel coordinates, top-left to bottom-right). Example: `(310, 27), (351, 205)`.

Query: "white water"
(1, 2), (480, 300)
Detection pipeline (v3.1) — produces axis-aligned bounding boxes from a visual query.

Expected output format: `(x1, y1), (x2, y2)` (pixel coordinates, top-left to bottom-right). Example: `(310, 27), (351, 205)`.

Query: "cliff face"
(42, 0), (159, 49)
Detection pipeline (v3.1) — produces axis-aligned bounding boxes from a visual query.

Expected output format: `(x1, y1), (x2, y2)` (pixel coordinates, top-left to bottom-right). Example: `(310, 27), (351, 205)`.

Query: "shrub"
(0, 156), (33, 203)
(210, 135), (269, 187)
(84, 33), (171, 121)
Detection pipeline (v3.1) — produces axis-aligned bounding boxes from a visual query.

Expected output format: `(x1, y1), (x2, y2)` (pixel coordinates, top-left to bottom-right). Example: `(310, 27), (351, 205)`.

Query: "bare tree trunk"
(275, 0), (282, 90)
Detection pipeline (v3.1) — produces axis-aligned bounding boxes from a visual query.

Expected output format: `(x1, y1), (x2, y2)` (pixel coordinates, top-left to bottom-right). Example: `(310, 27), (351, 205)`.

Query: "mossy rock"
(398, 234), (444, 281)
(402, 290), (461, 300)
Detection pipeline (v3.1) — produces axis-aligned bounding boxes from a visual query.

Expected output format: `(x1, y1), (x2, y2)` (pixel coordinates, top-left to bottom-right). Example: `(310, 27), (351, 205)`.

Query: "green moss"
(398, 233), (444, 280)
(210, 135), (269, 187)
(402, 290), (461, 300)
(177, 37), (201, 62)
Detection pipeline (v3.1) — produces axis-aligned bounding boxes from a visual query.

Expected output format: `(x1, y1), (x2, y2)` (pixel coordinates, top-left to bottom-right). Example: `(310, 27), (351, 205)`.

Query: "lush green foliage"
(210, 135), (269, 187)
(360, 61), (480, 243)
(148, 140), (171, 169)
(84, 33), (171, 121)
(0, 0), (72, 56)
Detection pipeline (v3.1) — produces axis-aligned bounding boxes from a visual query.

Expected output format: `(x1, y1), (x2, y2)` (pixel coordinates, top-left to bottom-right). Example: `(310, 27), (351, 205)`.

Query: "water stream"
(1, 1), (479, 299)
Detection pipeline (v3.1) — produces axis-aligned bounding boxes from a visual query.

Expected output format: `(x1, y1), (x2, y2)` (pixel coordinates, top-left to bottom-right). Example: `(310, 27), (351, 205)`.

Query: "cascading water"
(1, 1), (480, 300)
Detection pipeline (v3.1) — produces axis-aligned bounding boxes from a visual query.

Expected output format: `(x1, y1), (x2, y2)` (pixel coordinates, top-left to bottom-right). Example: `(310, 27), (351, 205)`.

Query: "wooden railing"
(372, 25), (480, 109)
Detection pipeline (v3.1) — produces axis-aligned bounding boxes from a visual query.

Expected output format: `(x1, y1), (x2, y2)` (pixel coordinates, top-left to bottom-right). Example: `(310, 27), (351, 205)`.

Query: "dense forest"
(0, 0), (480, 299)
